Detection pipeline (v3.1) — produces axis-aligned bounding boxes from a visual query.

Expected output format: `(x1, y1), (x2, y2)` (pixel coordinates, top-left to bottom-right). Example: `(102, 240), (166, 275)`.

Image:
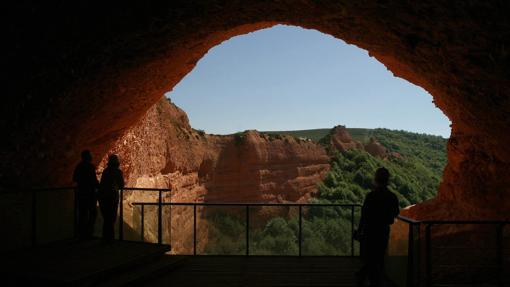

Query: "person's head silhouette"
(107, 154), (120, 168)
(374, 167), (390, 187)
(81, 150), (92, 162)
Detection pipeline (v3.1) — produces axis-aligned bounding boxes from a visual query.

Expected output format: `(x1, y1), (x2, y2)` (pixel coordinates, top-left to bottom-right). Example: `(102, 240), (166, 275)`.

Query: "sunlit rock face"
(325, 126), (393, 159)
(363, 138), (389, 159)
(326, 126), (365, 152)
(103, 98), (330, 204)
(102, 98), (330, 251)
(4, 2), (509, 220)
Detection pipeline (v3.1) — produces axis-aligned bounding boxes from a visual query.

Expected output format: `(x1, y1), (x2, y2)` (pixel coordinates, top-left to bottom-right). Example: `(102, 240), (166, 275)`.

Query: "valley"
(101, 97), (447, 254)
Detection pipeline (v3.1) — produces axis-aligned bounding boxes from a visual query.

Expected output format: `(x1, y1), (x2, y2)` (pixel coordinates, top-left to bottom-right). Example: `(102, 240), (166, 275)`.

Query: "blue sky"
(165, 25), (451, 138)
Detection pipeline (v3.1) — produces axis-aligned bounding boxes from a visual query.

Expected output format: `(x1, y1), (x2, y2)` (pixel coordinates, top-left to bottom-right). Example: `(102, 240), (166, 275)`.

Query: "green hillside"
(346, 128), (372, 142)
(263, 127), (447, 144)
(264, 127), (448, 206)
(263, 127), (372, 143)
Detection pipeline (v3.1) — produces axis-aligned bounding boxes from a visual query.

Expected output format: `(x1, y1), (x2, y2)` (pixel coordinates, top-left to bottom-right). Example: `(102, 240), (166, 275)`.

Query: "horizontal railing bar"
(432, 246), (508, 250)
(132, 202), (362, 207)
(177, 254), (360, 257)
(1, 186), (172, 193)
(434, 264), (500, 268)
(397, 215), (421, 224)
(30, 187), (76, 191)
(421, 220), (509, 225)
(397, 215), (509, 225)
(1, 187), (76, 193)
(122, 187), (171, 191)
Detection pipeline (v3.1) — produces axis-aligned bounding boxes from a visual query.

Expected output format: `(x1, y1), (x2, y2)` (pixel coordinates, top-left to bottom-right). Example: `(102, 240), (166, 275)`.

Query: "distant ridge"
(261, 127), (446, 143)
(262, 128), (332, 142)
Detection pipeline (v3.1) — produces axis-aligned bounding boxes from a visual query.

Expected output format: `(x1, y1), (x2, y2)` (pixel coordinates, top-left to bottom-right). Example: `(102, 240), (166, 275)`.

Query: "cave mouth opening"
(3, 1), (509, 271)
(149, 24), (450, 208)
(166, 24), (451, 139)
(5, 2), (508, 224)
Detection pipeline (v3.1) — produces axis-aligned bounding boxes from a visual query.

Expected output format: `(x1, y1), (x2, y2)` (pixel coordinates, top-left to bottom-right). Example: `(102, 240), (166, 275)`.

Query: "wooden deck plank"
(146, 256), (386, 287)
(1, 239), (170, 284)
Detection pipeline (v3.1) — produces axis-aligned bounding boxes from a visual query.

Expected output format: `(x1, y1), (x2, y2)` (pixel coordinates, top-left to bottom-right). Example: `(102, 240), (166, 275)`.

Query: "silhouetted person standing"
(73, 150), (99, 239)
(356, 167), (399, 287)
(98, 154), (124, 242)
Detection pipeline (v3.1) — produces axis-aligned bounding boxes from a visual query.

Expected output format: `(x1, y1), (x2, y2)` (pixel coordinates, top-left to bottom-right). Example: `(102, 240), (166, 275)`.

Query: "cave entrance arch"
(6, 2), (509, 220)
(162, 24), (450, 208)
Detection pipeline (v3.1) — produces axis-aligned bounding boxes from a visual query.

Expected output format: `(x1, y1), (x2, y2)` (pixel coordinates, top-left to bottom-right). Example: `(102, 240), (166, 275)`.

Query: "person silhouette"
(355, 167), (400, 287)
(72, 150), (99, 239)
(98, 154), (124, 242)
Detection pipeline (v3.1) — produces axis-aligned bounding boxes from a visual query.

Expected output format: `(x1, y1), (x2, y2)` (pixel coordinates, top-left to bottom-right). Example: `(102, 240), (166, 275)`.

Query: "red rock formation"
(204, 131), (330, 203)
(102, 98), (330, 252)
(326, 125), (365, 152)
(326, 126), (392, 159)
(363, 137), (389, 159)
(104, 98), (330, 204)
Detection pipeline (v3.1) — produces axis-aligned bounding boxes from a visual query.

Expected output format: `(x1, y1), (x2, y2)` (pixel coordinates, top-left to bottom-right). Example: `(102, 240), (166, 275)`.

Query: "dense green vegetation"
(203, 207), (357, 256)
(320, 129), (447, 207)
(204, 128), (448, 255)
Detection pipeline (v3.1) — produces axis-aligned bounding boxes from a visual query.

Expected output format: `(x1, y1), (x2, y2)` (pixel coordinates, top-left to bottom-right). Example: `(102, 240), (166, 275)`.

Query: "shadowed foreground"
(0, 239), (399, 287)
(147, 256), (396, 287)
(1, 239), (176, 286)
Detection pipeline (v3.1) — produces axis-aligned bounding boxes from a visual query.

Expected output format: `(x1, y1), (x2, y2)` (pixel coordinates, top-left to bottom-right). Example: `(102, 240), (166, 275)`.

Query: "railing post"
(31, 190), (37, 246)
(425, 224), (432, 287)
(193, 204), (197, 255)
(416, 223), (422, 286)
(246, 205), (250, 256)
(407, 223), (415, 287)
(140, 204), (145, 242)
(496, 223), (503, 287)
(73, 188), (78, 239)
(119, 188), (124, 241)
(351, 205), (355, 257)
(169, 189), (172, 247)
(299, 205), (302, 257)
(158, 190), (162, 245)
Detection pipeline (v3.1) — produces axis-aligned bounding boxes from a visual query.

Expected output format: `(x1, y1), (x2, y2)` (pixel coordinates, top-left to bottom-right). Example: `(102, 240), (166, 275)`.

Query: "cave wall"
(3, 1), (510, 219)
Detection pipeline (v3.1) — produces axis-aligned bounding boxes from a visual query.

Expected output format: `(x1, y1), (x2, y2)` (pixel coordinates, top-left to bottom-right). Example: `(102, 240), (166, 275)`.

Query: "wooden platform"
(146, 256), (395, 287)
(1, 239), (180, 286)
(1, 241), (399, 286)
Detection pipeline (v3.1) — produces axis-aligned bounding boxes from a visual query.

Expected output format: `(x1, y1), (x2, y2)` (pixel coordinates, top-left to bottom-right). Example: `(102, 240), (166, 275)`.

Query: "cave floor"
(147, 256), (396, 287)
(1, 240), (400, 286)
(1, 239), (172, 285)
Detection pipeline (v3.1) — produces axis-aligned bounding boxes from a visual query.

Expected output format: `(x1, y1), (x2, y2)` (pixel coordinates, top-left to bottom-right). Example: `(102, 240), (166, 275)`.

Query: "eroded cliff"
(104, 97), (331, 204)
(102, 98), (331, 252)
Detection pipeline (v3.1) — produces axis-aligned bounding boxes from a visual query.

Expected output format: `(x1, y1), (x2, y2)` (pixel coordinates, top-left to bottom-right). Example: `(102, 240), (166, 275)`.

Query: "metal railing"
(132, 202), (362, 256)
(0, 187), (76, 248)
(5, 186), (507, 286)
(118, 187), (171, 244)
(397, 215), (509, 287)
(0, 187), (171, 249)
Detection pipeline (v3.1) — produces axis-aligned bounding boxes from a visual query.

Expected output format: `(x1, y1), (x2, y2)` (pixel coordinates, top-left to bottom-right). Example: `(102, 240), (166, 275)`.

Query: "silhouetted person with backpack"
(98, 154), (124, 242)
(73, 150), (99, 239)
(355, 167), (400, 287)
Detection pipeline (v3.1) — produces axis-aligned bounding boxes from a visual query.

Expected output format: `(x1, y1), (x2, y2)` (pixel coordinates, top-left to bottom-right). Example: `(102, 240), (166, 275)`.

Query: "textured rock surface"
(3, 2), (510, 220)
(363, 137), (390, 159)
(104, 98), (330, 204)
(325, 126), (365, 152)
(103, 98), (330, 251)
(325, 126), (392, 159)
